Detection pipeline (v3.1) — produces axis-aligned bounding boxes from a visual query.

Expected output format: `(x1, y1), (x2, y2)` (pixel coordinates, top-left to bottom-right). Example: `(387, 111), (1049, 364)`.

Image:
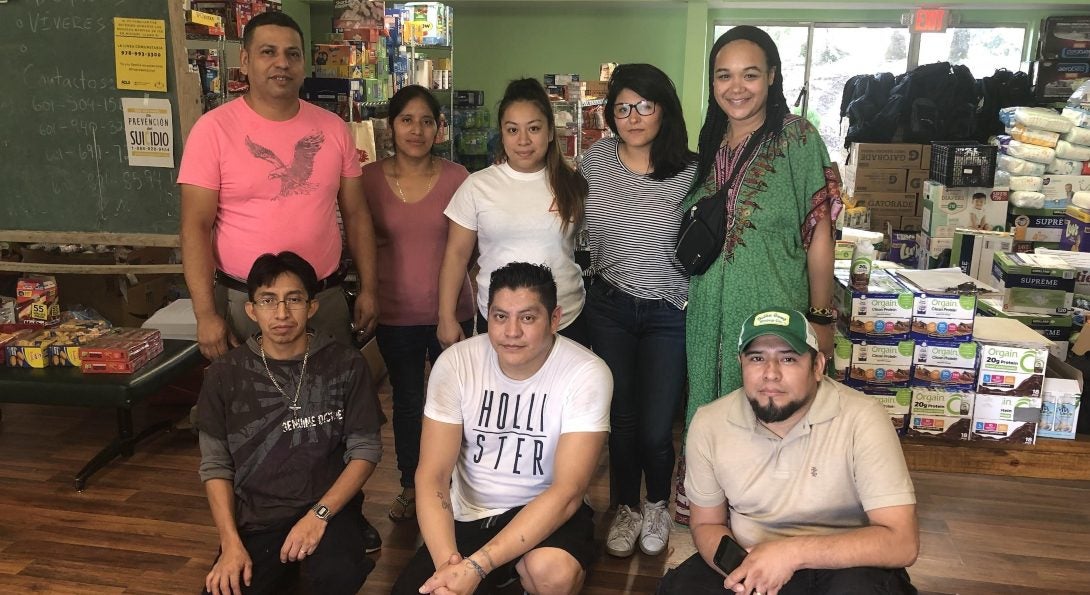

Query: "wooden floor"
(1, 377), (1089, 594)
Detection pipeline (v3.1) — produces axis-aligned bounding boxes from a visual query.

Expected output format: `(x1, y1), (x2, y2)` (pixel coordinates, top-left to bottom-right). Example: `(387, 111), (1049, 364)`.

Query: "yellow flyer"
(114, 17), (167, 92)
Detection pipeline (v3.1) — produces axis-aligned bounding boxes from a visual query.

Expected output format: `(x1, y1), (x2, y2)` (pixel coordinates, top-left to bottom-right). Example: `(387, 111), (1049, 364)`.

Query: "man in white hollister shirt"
(393, 262), (612, 595)
(660, 308), (919, 595)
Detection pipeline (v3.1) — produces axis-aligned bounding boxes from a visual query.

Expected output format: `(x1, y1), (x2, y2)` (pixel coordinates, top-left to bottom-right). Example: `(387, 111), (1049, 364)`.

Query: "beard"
(747, 392), (813, 424)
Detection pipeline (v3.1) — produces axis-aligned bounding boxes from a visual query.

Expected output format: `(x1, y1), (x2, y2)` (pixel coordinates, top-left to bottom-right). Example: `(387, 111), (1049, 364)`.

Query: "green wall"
(452, 4), (690, 119)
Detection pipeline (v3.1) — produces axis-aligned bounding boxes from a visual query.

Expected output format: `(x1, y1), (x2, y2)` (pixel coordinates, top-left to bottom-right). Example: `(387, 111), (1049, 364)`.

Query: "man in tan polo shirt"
(659, 308), (919, 595)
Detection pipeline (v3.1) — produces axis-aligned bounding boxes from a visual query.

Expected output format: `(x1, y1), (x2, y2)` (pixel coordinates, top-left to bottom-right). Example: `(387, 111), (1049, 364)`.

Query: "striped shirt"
(581, 137), (696, 309)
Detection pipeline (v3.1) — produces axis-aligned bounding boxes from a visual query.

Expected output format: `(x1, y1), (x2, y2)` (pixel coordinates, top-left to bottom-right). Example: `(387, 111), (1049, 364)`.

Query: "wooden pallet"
(902, 433), (1090, 480)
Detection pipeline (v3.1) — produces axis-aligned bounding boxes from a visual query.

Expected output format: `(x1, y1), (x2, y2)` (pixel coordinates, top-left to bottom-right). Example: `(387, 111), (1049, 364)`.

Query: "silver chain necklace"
(259, 334), (311, 417)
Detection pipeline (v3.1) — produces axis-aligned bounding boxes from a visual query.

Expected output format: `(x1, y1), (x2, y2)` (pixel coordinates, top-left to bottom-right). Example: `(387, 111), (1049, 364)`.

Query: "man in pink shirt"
(178, 11), (378, 361)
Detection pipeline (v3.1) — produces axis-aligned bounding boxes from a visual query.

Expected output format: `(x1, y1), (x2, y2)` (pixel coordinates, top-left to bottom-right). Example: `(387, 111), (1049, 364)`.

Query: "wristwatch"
(311, 503), (332, 521)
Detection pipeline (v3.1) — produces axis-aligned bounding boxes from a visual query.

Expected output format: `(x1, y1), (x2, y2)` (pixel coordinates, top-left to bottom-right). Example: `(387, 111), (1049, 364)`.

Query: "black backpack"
(975, 69), (1036, 141)
(841, 72), (896, 148)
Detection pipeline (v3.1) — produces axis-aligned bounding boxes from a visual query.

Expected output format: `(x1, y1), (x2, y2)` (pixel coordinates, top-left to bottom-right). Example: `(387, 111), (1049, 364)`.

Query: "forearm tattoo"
(436, 490), (451, 511)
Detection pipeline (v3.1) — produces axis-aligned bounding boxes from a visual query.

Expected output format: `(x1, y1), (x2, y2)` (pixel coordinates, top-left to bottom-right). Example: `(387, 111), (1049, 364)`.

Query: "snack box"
(974, 317), (1051, 398)
(859, 386), (912, 435)
(921, 181), (1008, 237)
(81, 350), (152, 374)
(977, 298), (1073, 361)
(834, 270), (914, 340)
(911, 340), (978, 389)
(4, 329), (56, 368)
(844, 337), (915, 388)
(15, 275), (60, 326)
(906, 387), (975, 441)
(970, 393), (1042, 444)
(46, 322), (113, 367)
(894, 268), (980, 342)
(990, 252), (1075, 315)
(79, 329), (162, 365)
(0, 329), (33, 366)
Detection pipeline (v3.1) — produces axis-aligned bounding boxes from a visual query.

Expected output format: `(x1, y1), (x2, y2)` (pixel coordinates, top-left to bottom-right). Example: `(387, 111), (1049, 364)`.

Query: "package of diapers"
(1048, 157), (1086, 175)
(1073, 191), (1090, 210)
(998, 154), (1049, 176)
(1062, 125), (1090, 147)
(1010, 191), (1047, 208)
(1056, 140), (1090, 162)
(1062, 107), (1090, 129)
(1000, 106), (1073, 134)
(995, 137), (1057, 164)
(995, 171), (1044, 192)
(1008, 124), (1060, 148)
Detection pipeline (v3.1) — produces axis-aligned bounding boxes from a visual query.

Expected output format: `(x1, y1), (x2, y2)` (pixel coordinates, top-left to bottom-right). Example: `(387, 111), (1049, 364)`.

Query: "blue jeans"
(375, 321), (471, 488)
(585, 277), (686, 506)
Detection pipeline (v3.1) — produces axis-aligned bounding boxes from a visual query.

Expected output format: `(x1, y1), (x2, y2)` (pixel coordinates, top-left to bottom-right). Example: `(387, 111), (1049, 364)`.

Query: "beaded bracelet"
(806, 306), (836, 325)
(465, 557), (487, 580)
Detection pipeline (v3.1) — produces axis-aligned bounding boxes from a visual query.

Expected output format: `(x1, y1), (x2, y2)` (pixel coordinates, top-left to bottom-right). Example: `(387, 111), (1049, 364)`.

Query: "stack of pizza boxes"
(79, 328), (164, 374)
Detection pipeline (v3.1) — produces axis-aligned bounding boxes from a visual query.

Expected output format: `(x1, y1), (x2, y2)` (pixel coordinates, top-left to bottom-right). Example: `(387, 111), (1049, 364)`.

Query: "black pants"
(657, 553), (917, 595)
(391, 503), (596, 595)
(200, 496), (374, 595)
(375, 321), (473, 488)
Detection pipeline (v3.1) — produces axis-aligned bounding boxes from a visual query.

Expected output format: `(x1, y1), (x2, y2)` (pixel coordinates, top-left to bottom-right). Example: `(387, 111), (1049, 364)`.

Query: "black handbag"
(675, 188), (726, 275)
(675, 139), (759, 276)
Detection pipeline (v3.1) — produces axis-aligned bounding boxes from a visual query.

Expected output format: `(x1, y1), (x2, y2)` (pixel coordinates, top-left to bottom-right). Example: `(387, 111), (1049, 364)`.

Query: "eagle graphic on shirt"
(245, 131), (324, 197)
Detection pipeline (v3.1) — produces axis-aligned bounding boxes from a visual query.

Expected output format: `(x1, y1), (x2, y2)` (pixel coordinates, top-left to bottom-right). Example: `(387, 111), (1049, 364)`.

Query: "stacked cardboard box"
(972, 318), (1050, 444)
(843, 143), (930, 234)
(989, 252), (1075, 315)
(919, 181), (1010, 269)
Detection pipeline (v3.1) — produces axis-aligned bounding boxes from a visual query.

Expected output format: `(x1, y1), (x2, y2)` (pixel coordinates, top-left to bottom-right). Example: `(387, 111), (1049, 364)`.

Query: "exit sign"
(912, 8), (949, 33)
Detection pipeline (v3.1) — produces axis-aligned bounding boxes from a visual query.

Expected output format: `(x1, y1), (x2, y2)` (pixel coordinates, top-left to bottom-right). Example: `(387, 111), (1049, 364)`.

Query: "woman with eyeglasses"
(579, 63), (696, 559)
(360, 85), (474, 523)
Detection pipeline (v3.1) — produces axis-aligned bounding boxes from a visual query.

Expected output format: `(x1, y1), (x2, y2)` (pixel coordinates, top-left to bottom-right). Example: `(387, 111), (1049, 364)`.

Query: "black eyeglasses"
(613, 100), (657, 118)
(252, 296), (310, 310)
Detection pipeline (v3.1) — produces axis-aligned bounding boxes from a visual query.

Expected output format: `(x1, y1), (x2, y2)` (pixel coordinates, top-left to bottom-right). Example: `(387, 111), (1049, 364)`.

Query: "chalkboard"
(0, 0), (184, 233)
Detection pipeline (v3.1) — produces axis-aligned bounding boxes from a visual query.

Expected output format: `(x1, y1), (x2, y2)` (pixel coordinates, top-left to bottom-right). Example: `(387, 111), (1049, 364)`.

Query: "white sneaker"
(606, 505), (643, 557)
(640, 499), (671, 556)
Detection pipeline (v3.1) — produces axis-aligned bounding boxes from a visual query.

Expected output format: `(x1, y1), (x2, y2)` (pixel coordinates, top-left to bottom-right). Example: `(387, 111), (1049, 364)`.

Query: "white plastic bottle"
(850, 239), (877, 290)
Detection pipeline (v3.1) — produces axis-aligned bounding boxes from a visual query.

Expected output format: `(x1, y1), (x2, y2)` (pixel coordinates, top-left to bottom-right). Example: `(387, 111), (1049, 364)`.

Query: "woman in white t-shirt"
(437, 78), (590, 348)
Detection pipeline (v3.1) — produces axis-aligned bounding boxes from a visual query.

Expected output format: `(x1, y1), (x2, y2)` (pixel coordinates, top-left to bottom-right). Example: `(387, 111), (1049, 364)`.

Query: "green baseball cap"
(738, 308), (819, 354)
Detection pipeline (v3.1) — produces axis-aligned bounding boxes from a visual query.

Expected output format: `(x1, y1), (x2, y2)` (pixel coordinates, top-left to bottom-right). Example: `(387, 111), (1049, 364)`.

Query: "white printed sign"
(121, 97), (173, 168)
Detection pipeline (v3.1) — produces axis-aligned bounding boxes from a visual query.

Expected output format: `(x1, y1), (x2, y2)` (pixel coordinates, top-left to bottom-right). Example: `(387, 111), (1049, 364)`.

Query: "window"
(712, 22), (1026, 160)
(917, 27), (1027, 77)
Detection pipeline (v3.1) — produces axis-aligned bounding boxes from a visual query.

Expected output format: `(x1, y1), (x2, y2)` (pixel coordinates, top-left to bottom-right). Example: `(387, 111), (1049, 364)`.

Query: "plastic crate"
(929, 142), (997, 187)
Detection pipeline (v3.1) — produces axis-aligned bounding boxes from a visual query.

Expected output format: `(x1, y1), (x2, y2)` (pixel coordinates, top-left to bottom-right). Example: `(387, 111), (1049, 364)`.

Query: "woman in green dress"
(675, 26), (842, 522)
